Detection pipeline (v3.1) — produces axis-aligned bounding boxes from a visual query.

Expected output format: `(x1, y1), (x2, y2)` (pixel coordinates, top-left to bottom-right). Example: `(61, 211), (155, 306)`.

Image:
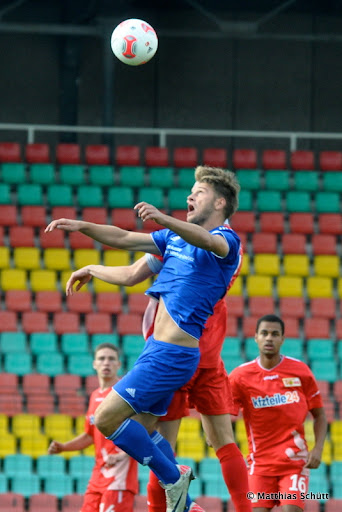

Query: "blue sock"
(150, 430), (192, 510)
(106, 419), (180, 484)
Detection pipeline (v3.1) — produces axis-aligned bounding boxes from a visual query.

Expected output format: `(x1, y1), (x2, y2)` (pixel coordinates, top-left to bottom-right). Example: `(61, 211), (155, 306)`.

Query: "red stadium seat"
(170, 209), (187, 222)
(282, 316), (300, 337)
(333, 381), (342, 402)
(82, 207), (107, 224)
(96, 292), (122, 314)
(56, 143), (81, 164)
(0, 142), (21, 162)
(27, 393), (59, 415)
(22, 311), (49, 333)
(173, 147), (198, 168)
(0, 492), (25, 511)
(139, 212), (166, 233)
(242, 316), (260, 337)
(58, 395), (87, 417)
(51, 206), (77, 220)
(316, 380), (330, 400)
(66, 292), (93, 314)
(319, 150), (342, 171)
(279, 297), (305, 319)
(196, 496), (224, 512)
(29, 493), (58, 512)
(290, 150), (315, 170)
(115, 145), (141, 166)
(325, 499), (342, 512)
(226, 316), (238, 336)
(0, 311), (17, 332)
(85, 375), (99, 395)
(259, 212), (285, 234)
(311, 234), (337, 255)
(61, 494), (84, 512)
(232, 148), (257, 169)
(304, 318), (330, 339)
(0, 225), (3, 245)
(262, 149), (287, 170)
(0, 205), (17, 226)
(288, 213), (314, 234)
(202, 148), (228, 168)
(85, 312), (112, 334)
(225, 295), (244, 318)
(133, 495), (148, 512)
(127, 293), (150, 314)
(318, 213), (342, 235)
(69, 231), (95, 249)
(249, 297), (275, 317)
(0, 373), (18, 394)
(281, 234), (306, 254)
(117, 312), (143, 335)
(36, 291), (62, 313)
(39, 228), (65, 249)
(300, 501), (320, 512)
(25, 143), (50, 163)
(21, 206), (46, 227)
(336, 319), (342, 340)
(230, 211), (255, 233)
(0, 394), (23, 416)
(22, 374), (50, 395)
(9, 226), (35, 247)
(5, 290), (32, 312)
(251, 233), (277, 253)
(85, 144), (110, 165)
(111, 208), (137, 230)
(145, 146), (169, 167)
(53, 312), (80, 334)
(54, 374), (82, 396)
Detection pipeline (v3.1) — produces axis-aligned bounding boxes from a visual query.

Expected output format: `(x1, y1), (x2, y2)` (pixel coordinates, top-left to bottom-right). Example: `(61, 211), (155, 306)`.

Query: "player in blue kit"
(45, 166), (241, 512)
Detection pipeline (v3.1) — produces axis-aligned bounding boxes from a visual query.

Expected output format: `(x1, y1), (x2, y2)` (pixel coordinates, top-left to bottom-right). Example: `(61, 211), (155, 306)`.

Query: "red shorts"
(160, 358), (234, 421)
(248, 471), (309, 510)
(81, 489), (135, 512)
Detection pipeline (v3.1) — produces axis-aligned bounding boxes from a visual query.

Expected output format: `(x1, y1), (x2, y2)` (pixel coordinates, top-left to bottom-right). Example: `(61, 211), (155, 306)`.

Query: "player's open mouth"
(188, 204), (195, 212)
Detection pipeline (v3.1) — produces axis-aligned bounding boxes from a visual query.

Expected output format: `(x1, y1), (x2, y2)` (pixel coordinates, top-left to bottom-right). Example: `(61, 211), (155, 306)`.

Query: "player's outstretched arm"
(45, 217), (159, 253)
(48, 433), (93, 454)
(66, 256), (154, 295)
(305, 407), (327, 468)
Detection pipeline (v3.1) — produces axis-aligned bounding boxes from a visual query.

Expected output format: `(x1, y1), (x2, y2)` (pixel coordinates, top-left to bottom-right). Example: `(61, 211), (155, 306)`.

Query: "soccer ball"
(111, 18), (158, 66)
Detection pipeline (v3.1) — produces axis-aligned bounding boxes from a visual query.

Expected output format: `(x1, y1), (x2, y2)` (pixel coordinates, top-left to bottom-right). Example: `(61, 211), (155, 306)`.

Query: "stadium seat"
(2, 162), (25, 184)
(242, 316), (261, 337)
(53, 312), (80, 334)
(51, 205), (77, 220)
(0, 246), (10, 269)
(44, 414), (73, 438)
(127, 293), (150, 314)
(0, 492), (25, 511)
(236, 189), (252, 211)
(0, 474), (8, 493)
(293, 170), (319, 191)
(225, 295), (244, 318)
(314, 255), (339, 278)
(115, 145), (140, 166)
(230, 211), (255, 233)
(262, 149), (287, 169)
(281, 234), (306, 254)
(286, 191), (311, 213)
(22, 311), (49, 333)
(85, 374), (99, 395)
(307, 276), (333, 298)
(177, 167), (195, 188)
(264, 170), (290, 191)
(311, 234), (337, 255)
(319, 150), (342, 171)
(5, 290), (32, 312)
(281, 337), (304, 360)
(0, 373), (18, 394)
(236, 169), (261, 190)
(66, 292), (93, 314)
(307, 339), (334, 362)
(259, 212), (284, 233)
(85, 144), (110, 165)
(0, 311), (18, 331)
(59, 395), (87, 417)
(17, 183), (44, 206)
(137, 187), (164, 209)
(318, 213), (342, 235)
(14, 247), (40, 270)
(20, 433), (49, 459)
(29, 493), (58, 512)
(9, 225), (35, 247)
(85, 312), (112, 334)
(279, 297), (305, 319)
(0, 332), (26, 353)
(12, 414), (40, 439)
(315, 191), (340, 213)
(68, 231), (94, 249)
(117, 312), (143, 335)
(96, 292), (122, 313)
(47, 184), (73, 207)
(0, 431), (18, 454)
(67, 354), (94, 377)
(256, 190), (282, 211)
(81, 206), (107, 225)
(35, 291), (62, 313)
(148, 166), (174, 189)
(36, 352), (64, 377)
(56, 143), (80, 164)
(173, 147), (198, 168)
(73, 248), (100, 268)
(283, 254), (309, 276)
(0, 182), (11, 204)
(145, 146), (169, 167)
(54, 374), (82, 396)
(322, 170), (342, 192)
(29, 162), (55, 185)
(30, 270), (58, 292)
(246, 275), (273, 297)
(0, 204), (17, 226)
(77, 185), (104, 208)
(249, 296), (275, 317)
(277, 276), (303, 297)
(110, 208), (137, 230)
(43, 474), (73, 498)
(22, 374), (51, 395)
(0, 142), (21, 162)
(59, 164), (85, 186)
(88, 164), (114, 186)
(4, 352), (32, 376)
(25, 142), (50, 163)
(21, 205), (46, 227)
(44, 248), (71, 271)
(3, 451), (32, 475)
(304, 318), (330, 339)
(61, 333), (89, 355)
(232, 148), (257, 169)
(26, 393), (55, 416)
(107, 186), (134, 208)
(254, 254), (280, 276)
(290, 150), (314, 170)
(202, 147), (228, 167)
(251, 233), (277, 253)
(39, 228), (65, 249)
(288, 213), (314, 234)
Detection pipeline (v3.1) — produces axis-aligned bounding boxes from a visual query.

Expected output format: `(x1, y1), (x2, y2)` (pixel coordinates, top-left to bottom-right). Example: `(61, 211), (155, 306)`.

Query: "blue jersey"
(147, 225), (241, 340)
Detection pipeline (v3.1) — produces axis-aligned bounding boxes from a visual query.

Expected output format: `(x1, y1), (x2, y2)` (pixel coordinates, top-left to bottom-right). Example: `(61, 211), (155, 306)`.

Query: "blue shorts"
(113, 335), (200, 416)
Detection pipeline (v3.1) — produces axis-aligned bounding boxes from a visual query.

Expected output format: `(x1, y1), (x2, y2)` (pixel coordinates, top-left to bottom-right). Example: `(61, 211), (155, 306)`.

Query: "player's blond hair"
(194, 165), (240, 219)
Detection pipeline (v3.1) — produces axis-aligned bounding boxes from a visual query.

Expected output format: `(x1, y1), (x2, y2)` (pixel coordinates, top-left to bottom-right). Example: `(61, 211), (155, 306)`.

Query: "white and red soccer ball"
(111, 18), (158, 66)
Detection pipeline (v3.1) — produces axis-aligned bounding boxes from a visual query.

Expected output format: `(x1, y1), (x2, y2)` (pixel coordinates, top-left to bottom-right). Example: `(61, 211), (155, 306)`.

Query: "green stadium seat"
(119, 166), (145, 187)
(125, 355), (138, 372)
(30, 333), (58, 354)
(88, 165), (115, 186)
(204, 479), (229, 501)
(59, 164), (85, 185)
(47, 184), (73, 206)
(36, 454), (66, 477)
(330, 461), (342, 481)
(1, 163), (26, 183)
(264, 170), (290, 190)
(322, 172), (342, 192)
(0, 184), (11, 204)
(75, 475), (91, 494)
(77, 185), (103, 208)
(307, 339), (334, 361)
(121, 334), (145, 357)
(286, 191), (311, 212)
(148, 167), (174, 188)
(337, 341), (342, 360)
(168, 188), (189, 210)
(315, 192), (340, 213)
(0, 332), (27, 353)
(293, 171), (319, 191)
(29, 163), (56, 184)
(310, 360), (338, 383)
(36, 352), (64, 376)
(0, 474), (8, 493)
(177, 168), (195, 188)
(91, 333), (120, 351)
(69, 455), (94, 478)
(67, 354), (94, 377)
(61, 333), (90, 355)
(221, 337), (242, 358)
(4, 352), (32, 375)
(107, 187), (134, 208)
(280, 338), (304, 360)
(244, 337), (259, 360)
(235, 169), (261, 190)
(43, 474), (73, 498)
(4, 454), (33, 477)
(256, 190), (282, 211)
(238, 190), (253, 211)
(11, 474), (40, 497)
(223, 356), (245, 373)
(137, 187), (164, 209)
(199, 458), (222, 481)
(17, 184), (43, 205)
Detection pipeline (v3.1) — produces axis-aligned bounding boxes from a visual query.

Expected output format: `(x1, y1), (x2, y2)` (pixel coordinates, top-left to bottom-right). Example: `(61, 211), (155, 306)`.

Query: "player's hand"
(134, 202), (166, 224)
(48, 440), (64, 454)
(304, 447), (322, 468)
(45, 218), (84, 233)
(66, 267), (92, 296)
(104, 451), (127, 467)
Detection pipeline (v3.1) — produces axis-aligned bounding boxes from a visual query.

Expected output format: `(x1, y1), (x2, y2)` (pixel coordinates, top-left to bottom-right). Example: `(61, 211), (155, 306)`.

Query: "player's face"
(255, 321), (284, 356)
(93, 348), (121, 380)
(186, 181), (219, 225)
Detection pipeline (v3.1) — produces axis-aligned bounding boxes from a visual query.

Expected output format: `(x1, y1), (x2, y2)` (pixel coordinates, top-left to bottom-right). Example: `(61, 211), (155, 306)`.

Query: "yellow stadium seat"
(207, 446), (216, 458)
(177, 438), (206, 462)
(332, 441), (342, 461)
(44, 414), (74, 439)
(338, 278), (342, 298)
(330, 420), (342, 444)
(304, 420), (315, 443)
(59, 270), (88, 292)
(283, 255), (310, 277)
(306, 277), (333, 299)
(254, 254), (280, 276)
(177, 417), (202, 440)
(314, 255), (340, 278)
(75, 416), (85, 435)
(12, 414), (41, 438)
(103, 250), (130, 267)
(20, 434), (49, 458)
(133, 251), (146, 263)
(0, 433), (16, 457)
(1, 268), (27, 290)
(239, 253), (249, 276)
(73, 248), (100, 269)
(0, 247), (10, 269)
(277, 276), (303, 297)
(228, 275), (243, 296)
(13, 247), (41, 270)
(83, 444), (95, 457)
(44, 248), (71, 271)
(238, 440), (249, 458)
(124, 279), (152, 295)
(92, 278), (119, 293)
(235, 419), (248, 444)
(246, 275), (273, 297)
(0, 414), (9, 433)
(30, 269), (57, 292)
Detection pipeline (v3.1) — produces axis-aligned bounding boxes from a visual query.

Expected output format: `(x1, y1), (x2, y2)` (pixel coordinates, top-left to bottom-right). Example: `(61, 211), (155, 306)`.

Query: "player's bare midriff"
(153, 297), (199, 347)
